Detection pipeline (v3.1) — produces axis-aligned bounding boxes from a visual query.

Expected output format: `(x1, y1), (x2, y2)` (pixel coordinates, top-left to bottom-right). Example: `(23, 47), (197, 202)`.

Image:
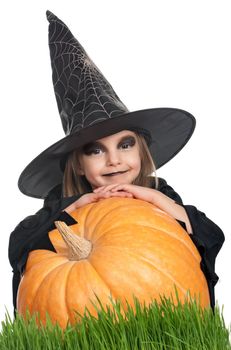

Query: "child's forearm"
(152, 191), (193, 234)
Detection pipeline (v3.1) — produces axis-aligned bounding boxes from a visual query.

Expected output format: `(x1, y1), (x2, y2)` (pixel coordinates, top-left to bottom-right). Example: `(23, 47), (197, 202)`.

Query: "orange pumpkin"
(17, 197), (210, 328)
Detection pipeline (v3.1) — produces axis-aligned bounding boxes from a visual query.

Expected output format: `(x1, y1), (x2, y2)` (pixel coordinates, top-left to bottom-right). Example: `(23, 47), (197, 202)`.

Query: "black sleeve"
(157, 177), (225, 309)
(8, 194), (81, 313)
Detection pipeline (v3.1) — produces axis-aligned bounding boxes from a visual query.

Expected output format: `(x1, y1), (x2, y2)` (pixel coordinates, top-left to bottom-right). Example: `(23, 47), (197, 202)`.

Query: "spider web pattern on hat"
(17, 11), (196, 199)
(47, 10), (129, 136)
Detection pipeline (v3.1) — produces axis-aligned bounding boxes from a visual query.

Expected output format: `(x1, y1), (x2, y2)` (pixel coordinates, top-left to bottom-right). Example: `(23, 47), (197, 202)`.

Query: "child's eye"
(120, 137), (136, 149)
(86, 147), (103, 155)
(82, 143), (104, 156)
(91, 148), (103, 155)
(121, 142), (131, 149)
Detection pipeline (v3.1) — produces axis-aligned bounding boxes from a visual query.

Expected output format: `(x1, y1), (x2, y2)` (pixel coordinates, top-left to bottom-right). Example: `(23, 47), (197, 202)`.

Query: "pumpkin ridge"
(84, 208), (119, 241)
(87, 258), (118, 301)
(35, 262), (75, 327)
(133, 253), (187, 295)
(83, 199), (153, 240)
(89, 247), (186, 304)
(94, 223), (200, 263)
(151, 227), (199, 261)
(134, 252), (199, 291)
(94, 237), (202, 285)
(146, 225), (199, 261)
(136, 253), (209, 306)
(65, 260), (117, 322)
(17, 254), (71, 314)
(90, 246), (202, 297)
(65, 261), (81, 320)
(26, 251), (69, 272)
(82, 202), (116, 240)
(137, 225), (200, 261)
(93, 241), (197, 270)
(31, 260), (76, 313)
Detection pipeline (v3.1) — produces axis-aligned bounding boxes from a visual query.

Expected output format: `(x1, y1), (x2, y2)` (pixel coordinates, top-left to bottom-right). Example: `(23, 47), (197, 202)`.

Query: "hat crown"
(46, 10), (129, 135)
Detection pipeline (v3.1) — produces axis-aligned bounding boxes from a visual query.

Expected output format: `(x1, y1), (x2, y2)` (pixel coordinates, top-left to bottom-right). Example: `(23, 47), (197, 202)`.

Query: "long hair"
(62, 133), (158, 197)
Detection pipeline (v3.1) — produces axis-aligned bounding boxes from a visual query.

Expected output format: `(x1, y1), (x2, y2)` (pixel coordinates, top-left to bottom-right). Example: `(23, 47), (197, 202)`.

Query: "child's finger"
(94, 184), (119, 193)
(97, 191), (133, 199)
(108, 191), (133, 198)
(93, 186), (108, 193)
(96, 191), (114, 199)
(111, 184), (124, 192)
(105, 184), (125, 192)
(93, 187), (104, 193)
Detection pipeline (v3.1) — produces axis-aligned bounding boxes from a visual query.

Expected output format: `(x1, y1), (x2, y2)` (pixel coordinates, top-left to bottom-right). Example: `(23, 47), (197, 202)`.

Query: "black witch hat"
(18, 10), (196, 199)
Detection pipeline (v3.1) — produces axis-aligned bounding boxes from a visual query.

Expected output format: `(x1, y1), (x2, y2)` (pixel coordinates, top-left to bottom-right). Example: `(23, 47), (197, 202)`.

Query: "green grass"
(1, 296), (230, 350)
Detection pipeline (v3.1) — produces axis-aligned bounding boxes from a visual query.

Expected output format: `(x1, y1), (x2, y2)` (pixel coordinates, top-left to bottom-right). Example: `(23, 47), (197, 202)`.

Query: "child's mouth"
(103, 171), (127, 177)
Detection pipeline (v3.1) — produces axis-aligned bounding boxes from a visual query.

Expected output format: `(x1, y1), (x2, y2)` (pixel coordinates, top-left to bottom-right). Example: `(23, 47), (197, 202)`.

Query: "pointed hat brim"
(18, 107), (195, 199)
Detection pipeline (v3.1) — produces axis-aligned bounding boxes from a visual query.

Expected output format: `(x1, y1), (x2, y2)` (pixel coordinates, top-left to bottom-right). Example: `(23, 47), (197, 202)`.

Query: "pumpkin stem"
(54, 221), (92, 260)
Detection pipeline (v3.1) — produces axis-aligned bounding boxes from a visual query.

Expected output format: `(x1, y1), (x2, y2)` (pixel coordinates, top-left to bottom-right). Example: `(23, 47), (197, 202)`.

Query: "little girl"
(63, 129), (192, 235)
(8, 11), (224, 315)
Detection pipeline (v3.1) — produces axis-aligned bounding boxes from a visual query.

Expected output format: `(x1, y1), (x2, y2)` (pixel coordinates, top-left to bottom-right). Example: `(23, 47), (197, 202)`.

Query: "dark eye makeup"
(119, 136), (136, 148)
(82, 135), (136, 155)
(82, 142), (102, 155)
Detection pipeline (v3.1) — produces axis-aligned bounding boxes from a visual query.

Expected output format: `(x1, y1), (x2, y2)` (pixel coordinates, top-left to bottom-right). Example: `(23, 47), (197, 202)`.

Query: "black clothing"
(8, 178), (225, 313)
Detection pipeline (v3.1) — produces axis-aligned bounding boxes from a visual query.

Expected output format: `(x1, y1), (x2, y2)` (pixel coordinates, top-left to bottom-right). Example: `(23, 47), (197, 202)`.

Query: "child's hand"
(64, 191), (133, 214)
(93, 183), (156, 204)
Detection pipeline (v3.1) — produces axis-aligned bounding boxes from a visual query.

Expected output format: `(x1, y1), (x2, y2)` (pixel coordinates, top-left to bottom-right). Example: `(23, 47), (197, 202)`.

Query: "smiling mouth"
(103, 171), (128, 176)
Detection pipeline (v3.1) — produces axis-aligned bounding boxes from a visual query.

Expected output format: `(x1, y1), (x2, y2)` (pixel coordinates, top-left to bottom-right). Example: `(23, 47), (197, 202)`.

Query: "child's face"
(77, 130), (141, 189)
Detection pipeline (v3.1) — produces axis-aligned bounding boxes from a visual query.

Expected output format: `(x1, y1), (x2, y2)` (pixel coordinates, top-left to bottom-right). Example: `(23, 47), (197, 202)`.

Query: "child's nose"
(106, 150), (121, 166)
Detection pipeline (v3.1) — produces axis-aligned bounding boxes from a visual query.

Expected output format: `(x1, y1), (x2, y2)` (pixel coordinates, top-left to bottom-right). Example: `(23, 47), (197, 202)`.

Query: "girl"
(63, 129), (192, 235)
(9, 11), (224, 315)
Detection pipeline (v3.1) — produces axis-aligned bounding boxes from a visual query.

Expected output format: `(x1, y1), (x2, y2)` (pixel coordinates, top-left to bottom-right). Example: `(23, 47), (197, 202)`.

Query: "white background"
(1, 0), (230, 328)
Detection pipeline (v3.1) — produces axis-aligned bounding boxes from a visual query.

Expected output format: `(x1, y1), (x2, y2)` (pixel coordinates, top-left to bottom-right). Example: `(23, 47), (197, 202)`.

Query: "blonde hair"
(62, 133), (158, 197)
